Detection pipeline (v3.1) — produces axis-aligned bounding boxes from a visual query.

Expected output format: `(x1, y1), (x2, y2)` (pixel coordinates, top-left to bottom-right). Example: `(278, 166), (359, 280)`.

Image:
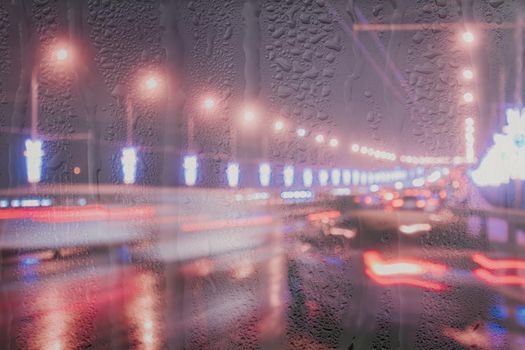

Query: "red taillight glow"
(0, 205), (155, 223)
(473, 268), (525, 286)
(472, 253), (525, 270)
(363, 251), (447, 291)
(307, 210), (340, 222)
(416, 200), (426, 208)
(392, 199), (404, 208)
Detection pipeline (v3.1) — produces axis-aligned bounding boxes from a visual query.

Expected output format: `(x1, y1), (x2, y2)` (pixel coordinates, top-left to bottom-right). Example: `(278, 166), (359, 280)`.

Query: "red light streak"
(472, 253), (525, 270)
(0, 205), (155, 223)
(473, 268), (525, 286)
(363, 250), (448, 291)
(307, 210), (341, 222)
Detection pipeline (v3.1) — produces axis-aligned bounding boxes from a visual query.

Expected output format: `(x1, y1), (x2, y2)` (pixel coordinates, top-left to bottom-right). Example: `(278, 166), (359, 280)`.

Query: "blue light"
(25, 139), (44, 184)
(0, 199), (8, 208)
(487, 322), (507, 336)
(331, 169), (341, 186)
(183, 155), (199, 186)
(40, 198), (52, 207)
(77, 198), (87, 206)
(259, 163), (271, 187)
(516, 306), (525, 327)
(21, 257), (40, 266)
(121, 147), (138, 185)
(318, 169), (329, 186)
(226, 162), (240, 187)
(283, 165), (294, 187)
(342, 170), (351, 186)
(490, 305), (508, 320)
(303, 168), (313, 187)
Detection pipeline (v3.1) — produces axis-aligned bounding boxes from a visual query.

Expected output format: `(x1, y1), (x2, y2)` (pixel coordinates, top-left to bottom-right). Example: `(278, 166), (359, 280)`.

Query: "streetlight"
(296, 128), (306, 138)
(25, 45), (73, 184)
(463, 92), (474, 103)
(121, 72), (163, 184)
(203, 97), (216, 111)
(274, 120), (285, 132)
(462, 68), (474, 80)
(329, 138), (339, 148)
(243, 109), (256, 123)
(351, 144), (360, 152)
(462, 31), (474, 43)
(315, 134), (325, 143)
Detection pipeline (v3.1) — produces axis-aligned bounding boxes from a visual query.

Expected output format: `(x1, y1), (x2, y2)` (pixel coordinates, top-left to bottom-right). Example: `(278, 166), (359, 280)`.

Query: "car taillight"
(392, 199), (404, 208)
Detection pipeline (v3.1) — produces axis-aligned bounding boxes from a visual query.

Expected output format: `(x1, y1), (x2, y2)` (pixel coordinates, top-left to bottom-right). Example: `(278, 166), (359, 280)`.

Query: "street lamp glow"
(463, 92), (474, 103)
(318, 169), (329, 187)
(243, 110), (256, 123)
(203, 97), (216, 111)
(351, 144), (359, 152)
(296, 128), (306, 138)
(145, 76), (159, 91)
(315, 134), (325, 143)
(274, 120), (285, 132)
(55, 48), (69, 62)
(462, 69), (474, 80)
(342, 169), (351, 186)
(462, 31), (474, 43)
(25, 139), (44, 184)
(329, 138), (339, 148)
(331, 169), (341, 186)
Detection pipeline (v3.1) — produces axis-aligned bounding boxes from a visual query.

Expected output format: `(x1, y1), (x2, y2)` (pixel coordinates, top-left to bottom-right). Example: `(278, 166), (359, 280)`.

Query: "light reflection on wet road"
(1, 208), (525, 349)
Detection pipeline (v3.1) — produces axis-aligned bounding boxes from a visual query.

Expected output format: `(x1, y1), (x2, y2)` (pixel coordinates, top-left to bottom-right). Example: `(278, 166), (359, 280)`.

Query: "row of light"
(350, 143), (397, 161)
(465, 117), (475, 163)
(272, 119), (339, 148)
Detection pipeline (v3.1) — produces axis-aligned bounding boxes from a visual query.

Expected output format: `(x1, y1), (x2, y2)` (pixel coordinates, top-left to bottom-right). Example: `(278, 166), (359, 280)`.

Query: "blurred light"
(78, 198), (87, 206)
(462, 31), (474, 43)
(11, 199), (20, 208)
(281, 190), (313, 200)
(226, 162), (240, 187)
(329, 227), (356, 239)
(331, 169), (341, 186)
(315, 134), (325, 143)
(352, 170), (360, 186)
(463, 92), (474, 103)
(318, 169), (329, 186)
(360, 146), (368, 154)
(308, 210), (340, 222)
(55, 47), (69, 62)
(473, 268), (525, 286)
(303, 168), (313, 187)
(331, 188), (351, 196)
(462, 68), (474, 80)
(516, 306), (525, 327)
(364, 250), (447, 291)
(73, 166), (81, 175)
(351, 144), (360, 152)
(296, 128), (306, 138)
(427, 170), (441, 183)
(144, 76), (159, 91)
(399, 223), (432, 235)
(183, 155), (198, 186)
(392, 198), (404, 208)
(203, 97), (216, 110)
(25, 139), (44, 184)
(412, 178), (425, 187)
(490, 305), (509, 320)
(259, 163), (271, 187)
(283, 165), (294, 187)
(342, 170), (351, 186)
(472, 253), (525, 270)
(21, 199), (40, 208)
(243, 109), (255, 123)
(465, 117), (474, 126)
(394, 181), (403, 190)
(329, 138), (339, 148)
(121, 147), (138, 185)
(370, 184), (379, 192)
(40, 198), (52, 207)
(274, 120), (284, 132)
(0, 199), (9, 208)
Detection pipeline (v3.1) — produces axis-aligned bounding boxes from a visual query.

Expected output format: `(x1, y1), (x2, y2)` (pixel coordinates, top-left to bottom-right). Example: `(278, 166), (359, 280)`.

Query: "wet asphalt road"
(1, 208), (525, 349)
